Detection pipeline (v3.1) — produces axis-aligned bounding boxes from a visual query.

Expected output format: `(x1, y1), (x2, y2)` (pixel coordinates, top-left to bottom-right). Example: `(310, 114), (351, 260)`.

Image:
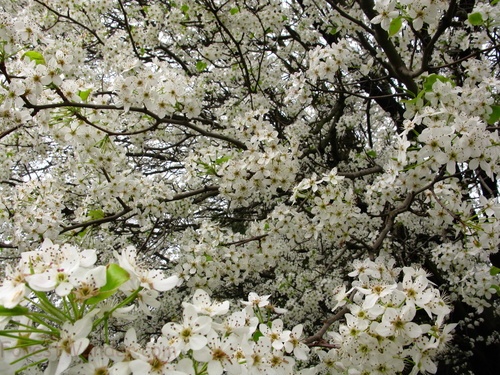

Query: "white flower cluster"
(432, 242), (500, 313)
(317, 256), (456, 375)
(307, 40), (353, 82)
(371, 0), (449, 32)
(0, 240), (310, 375)
(0, 241), (457, 375)
(202, 111), (301, 207)
(292, 169), (356, 241)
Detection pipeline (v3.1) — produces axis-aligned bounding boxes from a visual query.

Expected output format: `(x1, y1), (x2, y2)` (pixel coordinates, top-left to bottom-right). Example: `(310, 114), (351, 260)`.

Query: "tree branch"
(304, 304), (350, 346)
(357, 0), (418, 94)
(60, 198), (132, 234)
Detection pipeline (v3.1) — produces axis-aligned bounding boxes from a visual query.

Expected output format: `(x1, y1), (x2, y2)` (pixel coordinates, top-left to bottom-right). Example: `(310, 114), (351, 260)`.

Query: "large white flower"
(188, 289), (230, 316)
(45, 317), (92, 375)
(241, 336), (274, 374)
(370, 0), (399, 30)
(241, 292), (271, 309)
(0, 278), (26, 309)
(259, 319), (289, 350)
(192, 330), (238, 375)
(67, 346), (129, 375)
(283, 324), (309, 360)
(401, 268), (435, 308)
(212, 310), (258, 337)
(115, 246), (178, 292)
(24, 245), (81, 296)
(356, 280), (398, 310)
(376, 305), (422, 340)
(161, 304), (212, 352)
(69, 265), (107, 302)
(129, 337), (182, 375)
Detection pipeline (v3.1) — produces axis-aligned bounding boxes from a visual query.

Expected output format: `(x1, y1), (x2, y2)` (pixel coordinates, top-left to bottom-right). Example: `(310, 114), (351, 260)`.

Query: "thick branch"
(357, 0), (418, 94)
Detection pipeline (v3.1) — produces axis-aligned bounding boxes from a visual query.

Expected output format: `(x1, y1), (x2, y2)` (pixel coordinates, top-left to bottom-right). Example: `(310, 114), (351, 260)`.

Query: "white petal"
(362, 293), (379, 309)
(56, 282), (73, 297)
(54, 351), (72, 375)
(375, 322), (393, 337)
(26, 272), (57, 292)
(71, 338), (90, 356)
(129, 359), (152, 375)
(189, 334), (208, 351)
(405, 322), (422, 338)
(0, 282), (25, 308)
(153, 274), (179, 291)
(207, 360), (224, 375)
(80, 250), (97, 267)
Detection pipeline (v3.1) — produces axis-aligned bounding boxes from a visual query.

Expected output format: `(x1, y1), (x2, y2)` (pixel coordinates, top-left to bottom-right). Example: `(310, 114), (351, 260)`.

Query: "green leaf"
(389, 16), (403, 36)
(230, 7), (240, 15)
(468, 12), (484, 26)
(88, 209), (105, 220)
(197, 160), (217, 175)
(78, 89), (91, 102)
(0, 305), (29, 316)
(491, 0), (499, 5)
(366, 150), (377, 158)
(102, 264), (130, 291)
(423, 74), (453, 92)
(252, 330), (263, 342)
(487, 105), (500, 125)
(77, 227), (89, 238)
(86, 264), (130, 305)
(180, 4), (189, 13)
(196, 61), (207, 72)
(214, 155), (231, 165)
(22, 51), (45, 65)
(490, 266), (500, 276)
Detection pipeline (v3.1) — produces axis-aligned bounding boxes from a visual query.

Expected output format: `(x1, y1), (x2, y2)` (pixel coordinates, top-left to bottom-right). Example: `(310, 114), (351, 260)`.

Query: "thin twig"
(304, 304), (350, 346)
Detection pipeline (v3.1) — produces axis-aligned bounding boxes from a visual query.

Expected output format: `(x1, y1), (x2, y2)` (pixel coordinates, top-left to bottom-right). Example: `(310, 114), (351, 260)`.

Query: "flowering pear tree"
(0, 0), (499, 374)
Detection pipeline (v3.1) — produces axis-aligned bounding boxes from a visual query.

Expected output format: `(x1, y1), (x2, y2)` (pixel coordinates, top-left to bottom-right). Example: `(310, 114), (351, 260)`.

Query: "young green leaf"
(88, 209), (105, 220)
(468, 12), (484, 26)
(490, 266), (500, 276)
(86, 264), (130, 305)
(196, 61), (207, 72)
(78, 89), (92, 102)
(252, 330), (263, 342)
(487, 105), (500, 125)
(22, 51), (45, 65)
(423, 74), (454, 92)
(214, 155), (231, 165)
(389, 17), (403, 36)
